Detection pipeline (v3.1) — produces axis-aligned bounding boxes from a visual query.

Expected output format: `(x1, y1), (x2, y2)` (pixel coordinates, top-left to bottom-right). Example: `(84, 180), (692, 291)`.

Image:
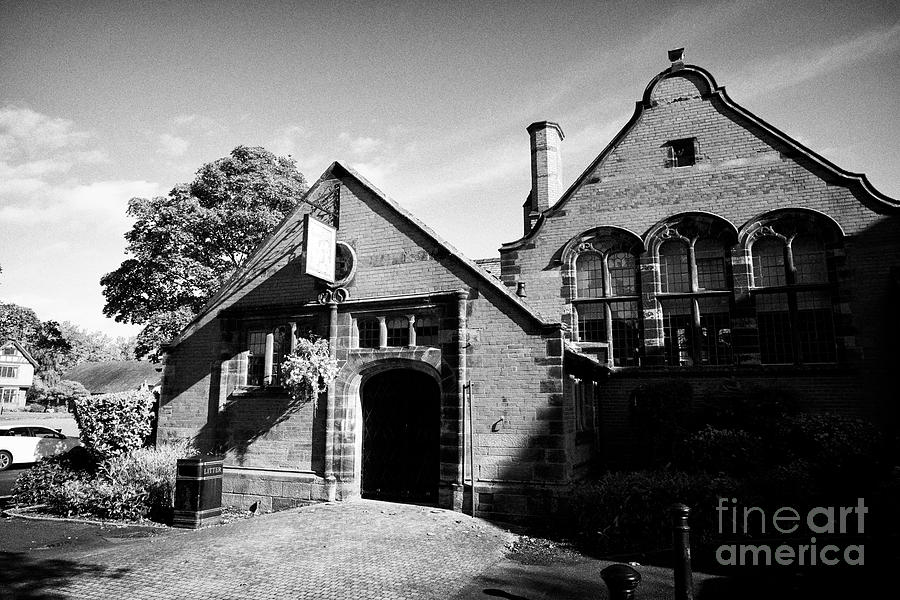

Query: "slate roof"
(63, 361), (163, 394)
(474, 258), (502, 279)
(170, 162), (559, 347)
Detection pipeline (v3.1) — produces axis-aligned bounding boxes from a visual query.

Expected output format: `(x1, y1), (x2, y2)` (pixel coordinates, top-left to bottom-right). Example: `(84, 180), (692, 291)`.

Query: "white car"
(0, 425), (81, 470)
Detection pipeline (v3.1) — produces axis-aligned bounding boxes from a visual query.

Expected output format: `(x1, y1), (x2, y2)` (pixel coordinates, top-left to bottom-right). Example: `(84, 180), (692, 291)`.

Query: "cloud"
(736, 22), (900, 97)
(270, 125), (309, 158)
(0, 106), (93, 160)
(157, 133), (190, 157)
(0, 179), (160, 226)
(338, 132), (384, 157)
(172, 113), (227, 136)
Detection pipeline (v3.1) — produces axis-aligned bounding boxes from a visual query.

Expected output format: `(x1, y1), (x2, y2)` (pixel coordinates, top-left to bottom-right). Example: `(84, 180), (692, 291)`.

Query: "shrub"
(567, 470), (739, 556)
(12, 446), (97, 506)
(99, 440), (195, 520)
(13, 441), (194, 522)
(73, 389), (155, 458)
(676, 426), (767, 475)
(49, 478), (149, 521)
(629, 382), (694, 467)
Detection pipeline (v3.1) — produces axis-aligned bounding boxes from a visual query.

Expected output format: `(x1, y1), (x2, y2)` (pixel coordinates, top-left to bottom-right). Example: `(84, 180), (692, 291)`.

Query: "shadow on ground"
(0, 552), (131, 600)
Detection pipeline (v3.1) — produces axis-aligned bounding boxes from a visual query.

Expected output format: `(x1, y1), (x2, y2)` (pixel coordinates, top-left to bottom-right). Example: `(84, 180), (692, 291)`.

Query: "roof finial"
(668, 48), (685, 70)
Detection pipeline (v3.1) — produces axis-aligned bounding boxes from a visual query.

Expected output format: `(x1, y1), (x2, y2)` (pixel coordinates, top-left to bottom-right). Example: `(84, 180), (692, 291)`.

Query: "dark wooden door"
(361, 369), (439, 503)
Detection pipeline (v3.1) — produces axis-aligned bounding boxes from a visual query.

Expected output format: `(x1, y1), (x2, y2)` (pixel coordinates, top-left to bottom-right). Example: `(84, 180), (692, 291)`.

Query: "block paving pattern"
(3, 500), (515, 600)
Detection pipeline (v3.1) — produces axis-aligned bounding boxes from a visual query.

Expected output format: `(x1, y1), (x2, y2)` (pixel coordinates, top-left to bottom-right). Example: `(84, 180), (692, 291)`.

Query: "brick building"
(158, 51), (899, 520)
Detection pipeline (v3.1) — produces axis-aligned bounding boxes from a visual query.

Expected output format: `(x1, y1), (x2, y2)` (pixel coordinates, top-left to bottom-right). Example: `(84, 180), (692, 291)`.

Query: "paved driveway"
(2, 500), (517, 600)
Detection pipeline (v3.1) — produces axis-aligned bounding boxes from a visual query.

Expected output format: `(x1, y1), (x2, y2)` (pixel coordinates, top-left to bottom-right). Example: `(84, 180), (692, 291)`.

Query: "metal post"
(600, 564), (641, 600)
(671, 503), (694, 600)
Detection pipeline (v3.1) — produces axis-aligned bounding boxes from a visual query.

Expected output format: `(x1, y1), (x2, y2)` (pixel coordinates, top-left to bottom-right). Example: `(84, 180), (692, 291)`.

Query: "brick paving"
(2, 500), (516, 600)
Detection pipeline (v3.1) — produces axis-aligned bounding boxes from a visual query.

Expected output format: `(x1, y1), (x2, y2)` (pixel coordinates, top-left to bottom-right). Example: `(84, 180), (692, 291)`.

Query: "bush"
(676, 426), (767, 475)
(567, 470), (739, 556)
(99, 440), (195, 520)
(73, 389), (155, 458)
(629, 382), (694, 467)
(12, 446), (97, 506)
(13, 441), (194, 522)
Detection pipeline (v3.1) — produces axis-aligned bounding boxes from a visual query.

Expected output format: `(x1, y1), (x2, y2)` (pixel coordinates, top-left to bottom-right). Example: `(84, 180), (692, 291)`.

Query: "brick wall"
(500, 67), (900, 432)
(158, 165), (576, 521)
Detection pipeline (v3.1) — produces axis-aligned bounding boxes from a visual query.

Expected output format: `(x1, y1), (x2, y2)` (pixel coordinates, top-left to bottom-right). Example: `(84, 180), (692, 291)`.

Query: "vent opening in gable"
(665, 138), (697, 168)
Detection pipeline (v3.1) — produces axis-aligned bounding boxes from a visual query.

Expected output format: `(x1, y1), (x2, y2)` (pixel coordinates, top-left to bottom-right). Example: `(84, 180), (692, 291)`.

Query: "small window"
(0, 366), (18, 379)
(665, 138), (696, 167)
(358, 319), (380, 348)
(2, 346), (15, 355)
(386, 317), (410, 347)
(247, 330), (267, 386)
(414, 316), (439, 346)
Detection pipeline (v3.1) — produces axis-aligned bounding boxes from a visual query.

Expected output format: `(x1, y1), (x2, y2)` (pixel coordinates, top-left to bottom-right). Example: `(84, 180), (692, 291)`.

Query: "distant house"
(64, 361), (163, 397)
(0, 340), (37, 411)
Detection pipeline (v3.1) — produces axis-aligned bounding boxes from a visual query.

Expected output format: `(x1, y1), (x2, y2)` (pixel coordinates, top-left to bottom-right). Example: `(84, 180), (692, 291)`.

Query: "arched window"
(573, 244), (641, 367)
(608, 252), (637, 295)
(750, 231), (835, 364)
(659, 241), (690, 293)
(649, 215), (737, 367)
(752, 237), (786, 287)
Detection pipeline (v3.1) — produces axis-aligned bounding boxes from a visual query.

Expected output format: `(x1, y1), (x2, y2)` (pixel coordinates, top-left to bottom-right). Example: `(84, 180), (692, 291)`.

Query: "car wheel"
(0, 450), (11, 471)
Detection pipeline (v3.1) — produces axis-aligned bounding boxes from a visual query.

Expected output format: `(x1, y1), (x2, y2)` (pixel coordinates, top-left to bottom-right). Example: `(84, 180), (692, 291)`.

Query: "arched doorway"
(361, 368), (439, 504)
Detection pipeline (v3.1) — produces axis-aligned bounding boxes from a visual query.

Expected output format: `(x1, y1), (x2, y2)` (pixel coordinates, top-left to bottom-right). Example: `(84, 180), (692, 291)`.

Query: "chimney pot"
(668, 48), (685, 69)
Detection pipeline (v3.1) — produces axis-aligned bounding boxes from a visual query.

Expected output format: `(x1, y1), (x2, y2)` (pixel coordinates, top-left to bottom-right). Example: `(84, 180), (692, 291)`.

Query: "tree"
(58, 322), (136, 369)
(101, 146), (308, 360)
(27, 379), (89, 410)
(0, 302), (41, 345)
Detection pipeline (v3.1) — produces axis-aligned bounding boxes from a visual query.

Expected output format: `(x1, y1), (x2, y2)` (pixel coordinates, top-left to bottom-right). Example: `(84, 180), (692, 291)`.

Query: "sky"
(1, 0), (898, 337)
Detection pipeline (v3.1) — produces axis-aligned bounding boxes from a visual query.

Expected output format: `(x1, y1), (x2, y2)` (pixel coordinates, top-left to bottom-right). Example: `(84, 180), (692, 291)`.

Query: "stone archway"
(360, 368), (440, 503)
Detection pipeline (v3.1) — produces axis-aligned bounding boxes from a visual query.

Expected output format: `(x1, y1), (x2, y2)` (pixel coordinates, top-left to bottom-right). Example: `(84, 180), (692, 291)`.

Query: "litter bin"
(173, 455), (224, 528)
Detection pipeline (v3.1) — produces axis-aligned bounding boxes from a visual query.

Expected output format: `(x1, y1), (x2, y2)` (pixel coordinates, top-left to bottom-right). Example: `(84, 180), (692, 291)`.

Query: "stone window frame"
(645, 213), (738, 367)
(351, 310), (442, 350)
(742, 209), (844, 366)
(563, 227), (644, 367)
(570, 376), (596, 434)
(241, 319), (318, 388)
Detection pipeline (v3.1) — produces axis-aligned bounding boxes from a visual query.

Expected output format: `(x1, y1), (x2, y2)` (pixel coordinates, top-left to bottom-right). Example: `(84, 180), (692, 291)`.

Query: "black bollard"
(600, 563), (641, 600)
(671, 503), (694, 600)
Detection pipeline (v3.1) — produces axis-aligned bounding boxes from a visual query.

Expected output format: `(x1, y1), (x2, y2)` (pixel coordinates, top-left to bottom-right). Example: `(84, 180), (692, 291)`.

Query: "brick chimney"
(523, 121), (564, 234)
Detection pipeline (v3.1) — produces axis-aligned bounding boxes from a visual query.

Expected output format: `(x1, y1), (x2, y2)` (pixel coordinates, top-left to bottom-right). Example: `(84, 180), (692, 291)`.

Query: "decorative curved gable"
(502, 61), (899, 252)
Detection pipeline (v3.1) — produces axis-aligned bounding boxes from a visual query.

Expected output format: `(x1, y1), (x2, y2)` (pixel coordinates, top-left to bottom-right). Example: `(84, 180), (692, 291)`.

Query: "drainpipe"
(455, 289), (468, 513)
(467, 382), (477, 517)
(324, 301), (338, 501)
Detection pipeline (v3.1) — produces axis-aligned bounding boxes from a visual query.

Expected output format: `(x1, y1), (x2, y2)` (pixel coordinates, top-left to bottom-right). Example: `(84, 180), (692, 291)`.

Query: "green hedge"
(73, 389), (154, 458)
